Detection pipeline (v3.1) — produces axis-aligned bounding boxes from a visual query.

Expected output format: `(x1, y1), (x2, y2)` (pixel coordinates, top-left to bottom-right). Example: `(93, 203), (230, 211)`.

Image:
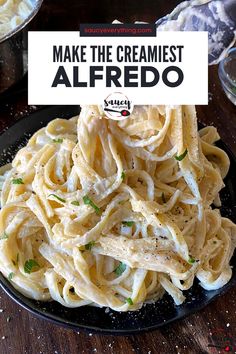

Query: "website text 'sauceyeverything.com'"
(80, 24), (156, 36)
(85, 27), (152, 35)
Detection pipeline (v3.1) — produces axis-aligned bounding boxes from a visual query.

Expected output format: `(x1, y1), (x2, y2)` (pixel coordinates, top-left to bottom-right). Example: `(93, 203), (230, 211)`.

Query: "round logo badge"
(103, 92), (133, 120)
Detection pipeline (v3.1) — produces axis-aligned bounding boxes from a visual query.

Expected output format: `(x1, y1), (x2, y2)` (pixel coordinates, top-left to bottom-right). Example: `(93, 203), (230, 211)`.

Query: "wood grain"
(0, 1), (236, 353)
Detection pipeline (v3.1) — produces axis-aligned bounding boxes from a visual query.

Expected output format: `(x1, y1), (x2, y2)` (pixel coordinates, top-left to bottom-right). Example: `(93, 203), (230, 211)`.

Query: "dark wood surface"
(0, 1), (236, 353)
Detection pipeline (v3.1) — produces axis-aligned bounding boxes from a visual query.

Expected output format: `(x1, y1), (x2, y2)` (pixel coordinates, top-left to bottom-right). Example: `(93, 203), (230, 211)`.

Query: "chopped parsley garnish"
(71, 201), (80, 206)
(0, 231), (8, 240)
(175, 149), (188, 161)
(161, 192), (166, 203)
(122, 221), (135, 227)
(12, 178), (24, 185)
(114, 262), (126, 276)
(48, 194), (66, 203)
(188, 256), (196, 264)
(83, 195), (100, 215)
(53, 138), (63, 143)
(126, 297), (133, 305)
(85, 241), (95, 251)
(12, 253), (19, 266)
(24, 259), (40, 274)
(8, 272), (14, 281)
(121, 171), (126, 180)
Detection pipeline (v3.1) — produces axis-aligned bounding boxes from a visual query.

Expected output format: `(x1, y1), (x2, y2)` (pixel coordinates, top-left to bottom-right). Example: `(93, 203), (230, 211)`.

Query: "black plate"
(0, 105), (235, 334)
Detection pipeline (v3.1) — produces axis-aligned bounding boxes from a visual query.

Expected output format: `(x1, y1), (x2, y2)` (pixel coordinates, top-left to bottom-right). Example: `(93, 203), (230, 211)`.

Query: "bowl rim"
(0, 0), (44, 44)
(0, 271), (235, 335)
(218, 47), (236, 89)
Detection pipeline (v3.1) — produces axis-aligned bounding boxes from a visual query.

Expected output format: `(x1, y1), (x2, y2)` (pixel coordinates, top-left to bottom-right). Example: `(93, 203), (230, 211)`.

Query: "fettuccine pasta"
(0, 105), (235, 311)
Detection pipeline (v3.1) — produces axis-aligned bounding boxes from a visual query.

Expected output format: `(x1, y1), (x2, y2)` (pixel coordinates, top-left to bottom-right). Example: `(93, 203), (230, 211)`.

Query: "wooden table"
(0, 1), (236, 353)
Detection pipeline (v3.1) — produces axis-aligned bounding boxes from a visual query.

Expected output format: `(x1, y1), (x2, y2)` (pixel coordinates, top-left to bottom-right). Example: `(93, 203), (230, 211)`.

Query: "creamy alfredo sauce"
(0, 0), (34, 39)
